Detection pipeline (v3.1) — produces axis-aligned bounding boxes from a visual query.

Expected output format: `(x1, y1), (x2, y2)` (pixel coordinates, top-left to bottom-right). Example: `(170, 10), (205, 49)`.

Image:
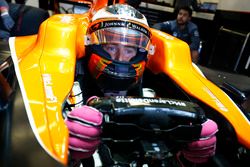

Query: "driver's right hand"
(65, 105), (103, 160)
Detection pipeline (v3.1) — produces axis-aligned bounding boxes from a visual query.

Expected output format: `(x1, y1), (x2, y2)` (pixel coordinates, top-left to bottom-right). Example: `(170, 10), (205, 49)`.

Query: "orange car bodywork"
(9, 14), (90, 165)
(8, 2), (250, 166)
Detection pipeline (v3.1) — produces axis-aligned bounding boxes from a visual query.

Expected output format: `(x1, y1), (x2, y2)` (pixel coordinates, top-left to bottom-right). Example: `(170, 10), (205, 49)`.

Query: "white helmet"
(86, 4), (151, 51)
(85, 4), (153, 92)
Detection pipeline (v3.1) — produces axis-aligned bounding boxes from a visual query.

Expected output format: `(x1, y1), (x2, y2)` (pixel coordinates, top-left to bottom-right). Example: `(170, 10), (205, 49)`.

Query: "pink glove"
(65, 105), (103, 160)
(179, 119), (218, 164)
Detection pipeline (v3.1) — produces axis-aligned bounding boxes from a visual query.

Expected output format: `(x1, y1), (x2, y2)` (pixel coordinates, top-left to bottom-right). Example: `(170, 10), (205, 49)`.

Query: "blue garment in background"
(153, 20), (200, 51)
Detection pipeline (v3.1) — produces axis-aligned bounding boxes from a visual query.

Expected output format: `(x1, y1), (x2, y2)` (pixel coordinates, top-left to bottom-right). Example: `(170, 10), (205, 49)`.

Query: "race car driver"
(64, 3), (218, 166)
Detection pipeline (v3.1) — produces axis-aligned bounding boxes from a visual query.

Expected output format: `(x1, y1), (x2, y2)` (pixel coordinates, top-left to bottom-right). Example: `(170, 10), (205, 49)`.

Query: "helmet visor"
(87, 22), (151, 51)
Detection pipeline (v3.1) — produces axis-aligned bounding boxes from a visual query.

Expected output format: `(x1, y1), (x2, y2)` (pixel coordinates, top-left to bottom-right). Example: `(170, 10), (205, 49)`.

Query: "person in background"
(65, 3), (217, 166)
(0, 0), (49, 40)
(153, 6), (200, 64)
(0, 0), (14, 39)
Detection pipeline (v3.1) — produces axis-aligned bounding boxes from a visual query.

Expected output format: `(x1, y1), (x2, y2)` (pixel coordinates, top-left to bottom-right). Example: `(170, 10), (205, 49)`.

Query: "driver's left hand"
(180, 119), (218, 164)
